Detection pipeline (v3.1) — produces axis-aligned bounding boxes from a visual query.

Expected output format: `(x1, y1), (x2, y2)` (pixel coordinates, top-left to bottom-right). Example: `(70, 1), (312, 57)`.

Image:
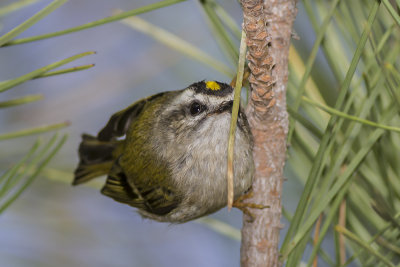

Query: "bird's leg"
(233, 190), (269, 222)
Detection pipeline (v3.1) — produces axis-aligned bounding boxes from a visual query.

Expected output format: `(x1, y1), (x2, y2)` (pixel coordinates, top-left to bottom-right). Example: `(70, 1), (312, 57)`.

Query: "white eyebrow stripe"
(165, 86), (234, 115)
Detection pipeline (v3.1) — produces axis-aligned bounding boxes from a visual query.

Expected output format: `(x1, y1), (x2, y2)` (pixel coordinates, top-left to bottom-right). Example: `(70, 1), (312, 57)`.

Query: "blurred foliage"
(1, 0), (400, 266)
(283, 0), (400, 266)
(0, 0), (74, 215)
(0, 0), (185, 215)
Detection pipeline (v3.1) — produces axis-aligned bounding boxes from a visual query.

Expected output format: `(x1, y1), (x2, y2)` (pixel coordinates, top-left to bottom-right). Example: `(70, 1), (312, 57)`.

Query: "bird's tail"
(73, 134), (122, 185)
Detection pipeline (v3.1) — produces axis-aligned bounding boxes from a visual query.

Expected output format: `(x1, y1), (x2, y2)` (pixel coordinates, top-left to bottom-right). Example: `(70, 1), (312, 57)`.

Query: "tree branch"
(240, 0), (297, 266)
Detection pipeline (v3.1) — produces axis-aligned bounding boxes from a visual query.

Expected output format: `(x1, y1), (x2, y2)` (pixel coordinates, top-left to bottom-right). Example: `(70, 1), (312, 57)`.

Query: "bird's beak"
(214, 100), (234, 114)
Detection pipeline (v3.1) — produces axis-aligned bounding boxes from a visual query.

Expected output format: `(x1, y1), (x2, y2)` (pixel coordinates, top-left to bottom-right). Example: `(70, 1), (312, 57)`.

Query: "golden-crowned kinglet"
(73, 81), (254, 223)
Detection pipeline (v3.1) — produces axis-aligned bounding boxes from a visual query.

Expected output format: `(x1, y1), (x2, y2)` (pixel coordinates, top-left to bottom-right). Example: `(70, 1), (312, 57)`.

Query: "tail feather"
(73, 134), (121, 185)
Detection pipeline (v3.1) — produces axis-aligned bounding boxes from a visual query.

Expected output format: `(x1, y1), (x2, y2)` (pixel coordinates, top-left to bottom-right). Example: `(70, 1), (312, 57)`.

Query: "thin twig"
(339, 199), (347, 265)
(313, 214), (323, 267)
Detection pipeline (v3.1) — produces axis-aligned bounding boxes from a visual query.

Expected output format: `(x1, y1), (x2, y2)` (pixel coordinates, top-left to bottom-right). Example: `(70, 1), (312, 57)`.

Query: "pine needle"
(227, 29), (247, 210)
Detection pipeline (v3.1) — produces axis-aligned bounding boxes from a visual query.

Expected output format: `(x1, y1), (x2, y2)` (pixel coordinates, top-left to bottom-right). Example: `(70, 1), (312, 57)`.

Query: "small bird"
(73, 81), (255, 223)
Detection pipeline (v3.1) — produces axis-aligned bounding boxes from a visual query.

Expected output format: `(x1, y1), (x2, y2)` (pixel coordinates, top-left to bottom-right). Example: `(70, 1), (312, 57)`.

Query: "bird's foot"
(233, 191), (269, 222)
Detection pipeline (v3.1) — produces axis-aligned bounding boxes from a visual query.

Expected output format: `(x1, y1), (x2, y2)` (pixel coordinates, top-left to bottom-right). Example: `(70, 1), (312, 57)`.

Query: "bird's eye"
(189, 101), (204, 116)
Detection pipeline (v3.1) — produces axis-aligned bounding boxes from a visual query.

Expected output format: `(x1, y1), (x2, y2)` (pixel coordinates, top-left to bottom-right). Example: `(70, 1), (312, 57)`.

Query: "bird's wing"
(97, 92), (166, 141)
(101, 156), (181, 216)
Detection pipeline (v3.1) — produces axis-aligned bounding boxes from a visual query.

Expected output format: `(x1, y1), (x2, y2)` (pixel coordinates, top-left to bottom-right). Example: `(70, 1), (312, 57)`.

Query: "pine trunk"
(240, 0), (297, 266)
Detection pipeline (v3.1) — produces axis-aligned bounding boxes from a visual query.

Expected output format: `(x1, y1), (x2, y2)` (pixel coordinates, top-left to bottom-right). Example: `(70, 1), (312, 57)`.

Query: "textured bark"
(240, 0), (297, 266)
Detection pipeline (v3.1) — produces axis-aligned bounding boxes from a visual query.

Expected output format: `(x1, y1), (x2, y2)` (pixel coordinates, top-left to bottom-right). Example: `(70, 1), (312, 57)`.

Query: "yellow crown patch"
(205, 81), (221, 91)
